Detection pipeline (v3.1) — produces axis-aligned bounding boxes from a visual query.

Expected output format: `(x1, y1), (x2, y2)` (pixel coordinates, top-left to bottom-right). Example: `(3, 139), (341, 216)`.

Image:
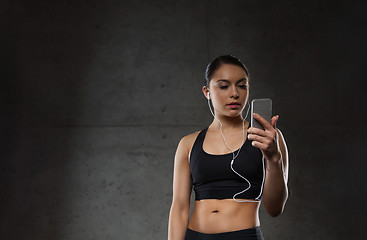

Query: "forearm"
(263, 155), (288, 217)
(168, 204), (190, 240)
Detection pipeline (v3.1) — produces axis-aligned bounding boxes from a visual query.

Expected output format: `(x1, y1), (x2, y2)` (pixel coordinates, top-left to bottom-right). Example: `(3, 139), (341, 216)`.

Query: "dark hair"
(204, 55), (250, 87)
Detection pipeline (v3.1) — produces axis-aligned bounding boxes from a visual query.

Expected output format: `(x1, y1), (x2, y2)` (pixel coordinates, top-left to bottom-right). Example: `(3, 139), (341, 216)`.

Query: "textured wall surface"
(1, 0), (366, 239)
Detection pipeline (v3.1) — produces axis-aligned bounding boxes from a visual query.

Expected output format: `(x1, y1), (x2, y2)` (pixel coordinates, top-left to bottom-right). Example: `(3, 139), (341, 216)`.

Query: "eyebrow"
(216, 78), (248, 84)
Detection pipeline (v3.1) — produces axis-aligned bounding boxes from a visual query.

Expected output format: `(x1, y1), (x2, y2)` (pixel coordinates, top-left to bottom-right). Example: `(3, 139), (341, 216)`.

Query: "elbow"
(265, 194), (288, 217)
(267, 206), (284, 217)
(169, 201), (191, 218)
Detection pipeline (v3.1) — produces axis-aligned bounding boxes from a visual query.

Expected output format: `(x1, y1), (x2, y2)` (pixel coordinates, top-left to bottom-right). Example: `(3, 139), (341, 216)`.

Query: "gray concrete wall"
(1, 0), (366, 239)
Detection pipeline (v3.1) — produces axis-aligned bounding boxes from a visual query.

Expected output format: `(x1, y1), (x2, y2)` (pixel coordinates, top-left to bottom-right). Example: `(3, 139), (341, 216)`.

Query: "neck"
(210, 114), (245, 131)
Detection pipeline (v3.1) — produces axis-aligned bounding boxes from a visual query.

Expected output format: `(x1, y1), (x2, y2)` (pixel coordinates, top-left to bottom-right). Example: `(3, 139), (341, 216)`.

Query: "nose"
(231, 86), (239, 99)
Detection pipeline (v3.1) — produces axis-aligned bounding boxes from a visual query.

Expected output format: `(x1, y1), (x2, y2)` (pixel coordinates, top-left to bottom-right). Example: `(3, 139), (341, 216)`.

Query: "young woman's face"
(204, 64), (249, 118)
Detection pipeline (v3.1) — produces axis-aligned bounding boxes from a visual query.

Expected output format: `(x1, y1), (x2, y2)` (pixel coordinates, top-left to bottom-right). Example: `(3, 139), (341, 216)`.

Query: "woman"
(168, 55), (289, 240)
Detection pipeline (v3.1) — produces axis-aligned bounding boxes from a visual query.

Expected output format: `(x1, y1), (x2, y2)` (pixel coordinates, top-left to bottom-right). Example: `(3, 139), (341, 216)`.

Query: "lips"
(227, 102), (241, 109)
(227, 102), (240, 105)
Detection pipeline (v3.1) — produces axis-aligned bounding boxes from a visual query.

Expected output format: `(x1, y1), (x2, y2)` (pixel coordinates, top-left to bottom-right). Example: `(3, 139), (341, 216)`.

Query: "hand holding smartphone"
(251, 98), (272, 130)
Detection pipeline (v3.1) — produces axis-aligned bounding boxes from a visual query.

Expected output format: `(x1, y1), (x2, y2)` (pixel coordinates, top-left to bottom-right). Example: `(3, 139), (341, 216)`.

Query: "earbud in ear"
(207, 92), (210, 100)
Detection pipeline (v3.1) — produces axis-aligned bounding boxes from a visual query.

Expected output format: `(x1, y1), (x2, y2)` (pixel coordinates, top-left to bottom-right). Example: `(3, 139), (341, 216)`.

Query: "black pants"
(185, 226), (264, 240)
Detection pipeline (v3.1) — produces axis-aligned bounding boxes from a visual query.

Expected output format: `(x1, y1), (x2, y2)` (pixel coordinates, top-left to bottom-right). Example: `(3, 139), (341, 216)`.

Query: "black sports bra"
(189, 125), (265, 201)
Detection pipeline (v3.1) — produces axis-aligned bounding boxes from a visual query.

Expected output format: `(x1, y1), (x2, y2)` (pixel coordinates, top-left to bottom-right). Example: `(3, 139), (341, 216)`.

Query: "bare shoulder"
(171, 131), (202, 205)
(177, 130), (202, 161)
(180, 130), (201, 145)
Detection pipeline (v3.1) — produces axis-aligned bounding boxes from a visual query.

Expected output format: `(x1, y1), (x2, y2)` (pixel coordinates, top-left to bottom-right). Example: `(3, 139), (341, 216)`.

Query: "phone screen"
(251, 98), (272, 130)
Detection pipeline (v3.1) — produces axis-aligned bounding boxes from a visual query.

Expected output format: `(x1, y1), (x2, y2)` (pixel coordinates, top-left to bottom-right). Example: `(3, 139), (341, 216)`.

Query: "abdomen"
(188, 199), (260, 234)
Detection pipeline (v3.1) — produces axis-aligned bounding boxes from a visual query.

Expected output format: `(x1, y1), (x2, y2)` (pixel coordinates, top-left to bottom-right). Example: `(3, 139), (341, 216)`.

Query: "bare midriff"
(187, 199), (260, 234)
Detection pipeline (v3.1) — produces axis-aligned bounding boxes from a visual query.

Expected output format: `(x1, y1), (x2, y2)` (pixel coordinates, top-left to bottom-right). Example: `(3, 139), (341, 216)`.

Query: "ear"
(202, 86), (210, 100)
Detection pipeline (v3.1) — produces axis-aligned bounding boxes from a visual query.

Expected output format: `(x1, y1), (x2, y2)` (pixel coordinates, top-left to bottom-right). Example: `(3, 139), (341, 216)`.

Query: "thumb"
(271, 115), (279, 129)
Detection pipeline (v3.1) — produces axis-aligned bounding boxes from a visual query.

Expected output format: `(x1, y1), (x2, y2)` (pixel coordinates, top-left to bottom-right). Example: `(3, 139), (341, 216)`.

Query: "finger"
(251, 140), (267, 150)
(271, 115), (279, 129)
(248, 134), (269, 144)
(249, 126), (277, 142)
(248, 127), (267, 137)
(253, 113), (273, 131)
(247, 127), (268, 137)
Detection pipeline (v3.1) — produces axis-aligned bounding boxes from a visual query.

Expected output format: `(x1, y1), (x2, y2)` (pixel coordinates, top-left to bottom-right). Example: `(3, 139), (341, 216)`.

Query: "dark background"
(1, 0), (366, 239)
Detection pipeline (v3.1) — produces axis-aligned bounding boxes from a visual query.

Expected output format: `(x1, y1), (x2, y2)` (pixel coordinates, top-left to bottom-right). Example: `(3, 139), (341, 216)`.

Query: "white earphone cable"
(207, 94), (263, 203)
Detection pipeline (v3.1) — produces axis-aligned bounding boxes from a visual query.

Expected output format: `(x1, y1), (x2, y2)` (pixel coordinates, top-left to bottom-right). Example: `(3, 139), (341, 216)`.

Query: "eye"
(238, 84), (248, 89)
(219, 85), (229, 89)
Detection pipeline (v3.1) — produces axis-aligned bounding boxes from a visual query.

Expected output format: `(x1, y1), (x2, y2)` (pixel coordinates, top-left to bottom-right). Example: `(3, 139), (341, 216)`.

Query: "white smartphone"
(251, 98), (272, 130)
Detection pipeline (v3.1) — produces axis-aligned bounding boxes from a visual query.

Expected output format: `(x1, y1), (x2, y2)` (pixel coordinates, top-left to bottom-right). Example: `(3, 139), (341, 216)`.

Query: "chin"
(226, 111), (242, 117)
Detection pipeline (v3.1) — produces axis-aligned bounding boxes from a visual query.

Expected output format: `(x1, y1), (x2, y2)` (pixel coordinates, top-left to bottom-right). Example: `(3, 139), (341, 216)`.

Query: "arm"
(248, 114), (289, 217)
(168, 136), (193, 240)
(262, 127), (289, 217)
